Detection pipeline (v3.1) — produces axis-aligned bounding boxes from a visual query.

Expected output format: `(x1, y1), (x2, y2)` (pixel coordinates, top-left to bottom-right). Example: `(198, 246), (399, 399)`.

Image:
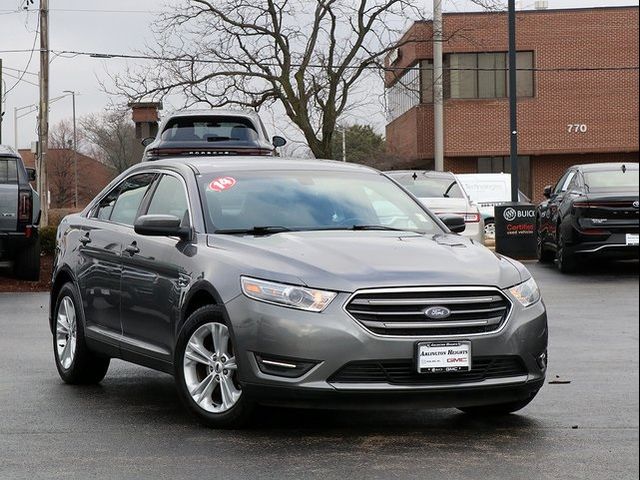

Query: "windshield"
(583, 167), (639, 191)
(199, 170), (442, 235)
(389, 174), (464, 199)
(161, 116), (259, 143)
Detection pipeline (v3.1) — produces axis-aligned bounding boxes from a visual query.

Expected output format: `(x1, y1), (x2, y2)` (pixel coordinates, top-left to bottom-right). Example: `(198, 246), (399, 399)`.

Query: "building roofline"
(413, 5), (637, 24)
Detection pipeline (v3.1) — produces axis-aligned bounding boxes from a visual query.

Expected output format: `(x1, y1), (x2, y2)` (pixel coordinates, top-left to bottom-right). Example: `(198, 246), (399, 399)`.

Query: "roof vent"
(534, 0), (548, 10)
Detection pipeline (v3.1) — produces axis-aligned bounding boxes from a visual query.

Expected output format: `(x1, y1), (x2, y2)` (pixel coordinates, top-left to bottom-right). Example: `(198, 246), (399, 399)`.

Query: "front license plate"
(626, 234), (639, 246)
(417, 341), (471, 373)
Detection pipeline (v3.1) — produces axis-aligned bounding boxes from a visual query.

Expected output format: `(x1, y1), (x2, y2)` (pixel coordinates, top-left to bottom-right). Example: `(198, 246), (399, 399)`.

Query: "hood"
(418, 197), (470, 214)
(206, 231), (522, 293)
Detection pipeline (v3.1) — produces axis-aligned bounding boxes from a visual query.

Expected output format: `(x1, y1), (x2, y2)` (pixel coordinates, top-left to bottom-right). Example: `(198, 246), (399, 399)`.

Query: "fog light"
(537, 350), (548, 370)
(255, 353), (318, 378)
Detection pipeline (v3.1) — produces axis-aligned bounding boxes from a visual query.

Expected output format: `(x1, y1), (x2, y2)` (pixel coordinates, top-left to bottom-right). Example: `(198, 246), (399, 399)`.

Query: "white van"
(456, 173), (530, 240)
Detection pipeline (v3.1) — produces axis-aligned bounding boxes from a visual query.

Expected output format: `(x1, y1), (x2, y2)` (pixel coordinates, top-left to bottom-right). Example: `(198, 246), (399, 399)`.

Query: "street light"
(13, 93), (72, 150)
(63, 90), (78, 207)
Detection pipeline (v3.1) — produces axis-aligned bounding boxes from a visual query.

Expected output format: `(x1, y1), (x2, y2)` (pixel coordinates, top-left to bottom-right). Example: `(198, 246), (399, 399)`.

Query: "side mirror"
(141, 137), (155, 147)
(438, 214), (466, 234)
(134, 214), (191, 240)
(272, 136), (287, 148)
(543, 185), (553, 199)
(26, 167), (37, 182)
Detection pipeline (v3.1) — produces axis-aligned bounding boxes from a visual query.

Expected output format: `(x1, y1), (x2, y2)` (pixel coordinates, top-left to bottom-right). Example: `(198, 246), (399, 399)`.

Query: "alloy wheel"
(484, 222), (495, 240)
(183, 322), (241, 413)
(56, 296), (77, 370)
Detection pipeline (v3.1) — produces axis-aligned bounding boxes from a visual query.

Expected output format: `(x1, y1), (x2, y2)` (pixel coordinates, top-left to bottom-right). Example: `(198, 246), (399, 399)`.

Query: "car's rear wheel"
(14, 238), (41, 281)
(458, 390), (539, 415)
(53, 282), (110, 384)
(175, 306), (253, 428)
(483, 220), (495, 242)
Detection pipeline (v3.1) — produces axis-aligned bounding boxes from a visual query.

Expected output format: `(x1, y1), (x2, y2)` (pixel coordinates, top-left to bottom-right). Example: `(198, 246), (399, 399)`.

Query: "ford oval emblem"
(425, 306), (452, 319)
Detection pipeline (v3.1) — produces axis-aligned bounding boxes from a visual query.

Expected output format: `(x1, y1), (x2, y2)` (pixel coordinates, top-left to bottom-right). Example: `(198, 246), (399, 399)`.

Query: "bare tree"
(110, 0), (423, 158)
(81, 110), (143, 174)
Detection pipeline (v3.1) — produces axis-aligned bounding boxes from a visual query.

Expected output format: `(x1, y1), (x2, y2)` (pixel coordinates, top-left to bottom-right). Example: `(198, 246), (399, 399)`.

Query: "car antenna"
(621, 164), (627, 173)
(412, 172), (418, 180)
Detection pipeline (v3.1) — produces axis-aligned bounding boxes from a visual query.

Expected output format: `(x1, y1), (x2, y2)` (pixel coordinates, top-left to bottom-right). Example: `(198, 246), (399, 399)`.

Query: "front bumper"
(225, 290), (548, 408)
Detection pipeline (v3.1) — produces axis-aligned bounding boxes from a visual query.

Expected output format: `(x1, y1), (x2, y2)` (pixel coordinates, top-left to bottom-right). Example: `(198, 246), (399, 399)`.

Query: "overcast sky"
(1, 0), (637, 150)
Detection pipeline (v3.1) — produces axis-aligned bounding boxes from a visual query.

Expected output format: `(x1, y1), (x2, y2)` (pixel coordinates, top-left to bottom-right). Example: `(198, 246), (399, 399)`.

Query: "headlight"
(241, 277), (337, 312)
(508, 277), (541, 307)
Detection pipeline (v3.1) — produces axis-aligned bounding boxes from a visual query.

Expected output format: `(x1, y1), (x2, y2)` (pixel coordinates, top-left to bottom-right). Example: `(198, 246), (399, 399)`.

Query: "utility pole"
(433, 0), (444, 172)
(341, 127), (347, 162)
(63, 90), (78, 207)
(508, 0), (519, 203)
(38, 0), (49, 226)
(0, 58), (4, 145)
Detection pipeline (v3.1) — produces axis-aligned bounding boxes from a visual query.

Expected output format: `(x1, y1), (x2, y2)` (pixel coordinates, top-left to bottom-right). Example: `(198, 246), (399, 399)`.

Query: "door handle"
(79, 234), (91, 246)
(124, 242), (140, 256)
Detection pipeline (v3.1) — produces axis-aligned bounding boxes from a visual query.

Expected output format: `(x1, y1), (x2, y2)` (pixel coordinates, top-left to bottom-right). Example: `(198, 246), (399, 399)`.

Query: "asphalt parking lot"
(0, 261), (638, 480)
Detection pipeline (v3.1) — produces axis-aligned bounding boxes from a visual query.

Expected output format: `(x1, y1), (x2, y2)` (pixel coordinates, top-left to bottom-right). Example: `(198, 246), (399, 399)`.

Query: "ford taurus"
(50, 157), (548, 427)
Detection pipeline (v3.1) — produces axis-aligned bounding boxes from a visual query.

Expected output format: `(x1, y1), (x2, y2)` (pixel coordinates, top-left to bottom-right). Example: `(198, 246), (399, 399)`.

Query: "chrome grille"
(345, 288), (511, 336)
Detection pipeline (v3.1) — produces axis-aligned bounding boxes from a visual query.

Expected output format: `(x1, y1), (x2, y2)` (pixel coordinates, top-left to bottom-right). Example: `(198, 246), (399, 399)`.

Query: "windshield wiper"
(349, 224), (417, 232)
(214, 226), (292, 235)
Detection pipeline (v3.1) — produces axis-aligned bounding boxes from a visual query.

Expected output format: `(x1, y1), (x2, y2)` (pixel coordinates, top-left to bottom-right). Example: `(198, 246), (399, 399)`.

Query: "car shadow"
(531, 259), (639, 278)
(55, 366), (542, 438)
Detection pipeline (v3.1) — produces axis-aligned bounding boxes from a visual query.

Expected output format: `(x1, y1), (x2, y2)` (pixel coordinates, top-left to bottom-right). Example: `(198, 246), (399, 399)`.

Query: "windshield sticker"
(208, 176), (237, 192)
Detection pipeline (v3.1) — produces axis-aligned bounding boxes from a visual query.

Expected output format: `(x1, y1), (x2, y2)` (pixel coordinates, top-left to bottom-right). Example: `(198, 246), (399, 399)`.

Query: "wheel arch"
(50, 267), (77, 334)
(179, 281), (228, 336)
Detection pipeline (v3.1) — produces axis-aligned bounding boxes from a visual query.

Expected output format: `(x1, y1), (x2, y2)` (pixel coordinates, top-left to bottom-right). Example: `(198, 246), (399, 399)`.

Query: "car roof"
(0, 145), (20, 158)
(385, 170), (455, 179)
(574, 162), (639, 172)
(160, 108), (262, 121)
(135, 157), (380, 175)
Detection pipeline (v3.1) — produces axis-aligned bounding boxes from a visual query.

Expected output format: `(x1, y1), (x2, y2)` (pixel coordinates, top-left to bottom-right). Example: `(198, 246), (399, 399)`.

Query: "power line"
(2, 65), (38, 76)
(0, 8), (164, 14)
(46, 49), (640, 73)
(2, 70), (39, 87)
(2, 14), (39, 97)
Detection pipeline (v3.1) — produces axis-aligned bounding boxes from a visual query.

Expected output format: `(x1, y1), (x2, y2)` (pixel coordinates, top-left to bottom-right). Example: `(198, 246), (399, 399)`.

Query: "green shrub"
(39, 226), (58, 256)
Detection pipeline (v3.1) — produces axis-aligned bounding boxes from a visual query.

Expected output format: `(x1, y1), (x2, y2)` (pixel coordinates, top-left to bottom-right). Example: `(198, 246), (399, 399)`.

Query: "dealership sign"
(495, 204), (537, 259)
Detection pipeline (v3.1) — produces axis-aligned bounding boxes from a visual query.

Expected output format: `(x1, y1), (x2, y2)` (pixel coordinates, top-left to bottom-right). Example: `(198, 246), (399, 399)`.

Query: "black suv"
(536, 162), (639, 272)
(0, 145), (41, 280)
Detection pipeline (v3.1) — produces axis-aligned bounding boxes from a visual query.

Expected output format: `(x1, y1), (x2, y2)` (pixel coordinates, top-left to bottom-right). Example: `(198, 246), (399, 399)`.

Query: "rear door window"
(0, 158), (18, 184)
(100, 173), (156, 226)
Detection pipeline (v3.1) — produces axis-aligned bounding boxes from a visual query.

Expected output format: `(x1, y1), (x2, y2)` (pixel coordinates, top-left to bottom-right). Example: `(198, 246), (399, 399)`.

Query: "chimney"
(534, 0), (548, 10)
(128, 101), (163, 140)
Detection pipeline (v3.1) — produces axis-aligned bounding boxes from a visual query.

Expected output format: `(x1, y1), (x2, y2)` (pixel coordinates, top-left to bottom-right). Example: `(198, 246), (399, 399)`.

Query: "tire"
(53, 282), (110, 384)
(174, 305), (253, 428)
(484, 220), (495, 241)
(536, 226), (554, 264)
(556, 234), (578, 273)
(14, 238), (41, 281)
(458, 390), (539, 415)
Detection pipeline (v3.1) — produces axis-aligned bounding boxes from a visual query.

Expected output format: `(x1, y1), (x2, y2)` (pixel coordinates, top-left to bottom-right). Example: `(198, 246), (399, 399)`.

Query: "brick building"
(384, 6), (639, 201)
(19, 149), (115, 209)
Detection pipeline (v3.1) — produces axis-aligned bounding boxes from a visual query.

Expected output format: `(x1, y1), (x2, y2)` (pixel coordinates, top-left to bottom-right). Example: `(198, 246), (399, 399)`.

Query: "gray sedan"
(49, 157), (547, 427)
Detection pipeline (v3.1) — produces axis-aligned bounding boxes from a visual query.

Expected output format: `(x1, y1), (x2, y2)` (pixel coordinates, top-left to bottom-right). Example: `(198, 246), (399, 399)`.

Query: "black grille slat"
(346, 289), (511, 336)
(329, 356), (526, 385)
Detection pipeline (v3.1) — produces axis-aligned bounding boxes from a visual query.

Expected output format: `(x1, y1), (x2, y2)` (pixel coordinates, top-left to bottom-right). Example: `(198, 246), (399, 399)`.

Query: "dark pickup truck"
(0, 145), (41, 280)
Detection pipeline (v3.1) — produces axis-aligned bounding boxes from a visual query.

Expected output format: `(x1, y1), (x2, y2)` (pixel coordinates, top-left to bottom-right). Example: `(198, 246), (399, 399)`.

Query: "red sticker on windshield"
(208, 176), (236, 192)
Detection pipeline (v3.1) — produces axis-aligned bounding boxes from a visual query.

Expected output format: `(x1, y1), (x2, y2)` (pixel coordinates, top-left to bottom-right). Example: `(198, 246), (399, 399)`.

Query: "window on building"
(478, 156), (531, 197)
(386, 66), (421, 121)
(439, 51), (533, 100)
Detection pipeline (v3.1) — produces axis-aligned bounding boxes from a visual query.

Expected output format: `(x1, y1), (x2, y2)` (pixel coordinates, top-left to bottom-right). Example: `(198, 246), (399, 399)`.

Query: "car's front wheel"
(53, 282), (110, 384)
(458, 390), (539, 415)
(175, 306), (253, 428)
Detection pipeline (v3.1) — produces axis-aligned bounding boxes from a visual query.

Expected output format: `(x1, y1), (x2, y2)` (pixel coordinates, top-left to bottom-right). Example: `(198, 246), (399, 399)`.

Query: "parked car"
(457, 173), (530, 240)
(536, 162), (639, 272)
(386, 170), (485, 243)
(50, 156), (547, 427)
(0, 145), (41, 280)
(142, 109), (287, 161)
